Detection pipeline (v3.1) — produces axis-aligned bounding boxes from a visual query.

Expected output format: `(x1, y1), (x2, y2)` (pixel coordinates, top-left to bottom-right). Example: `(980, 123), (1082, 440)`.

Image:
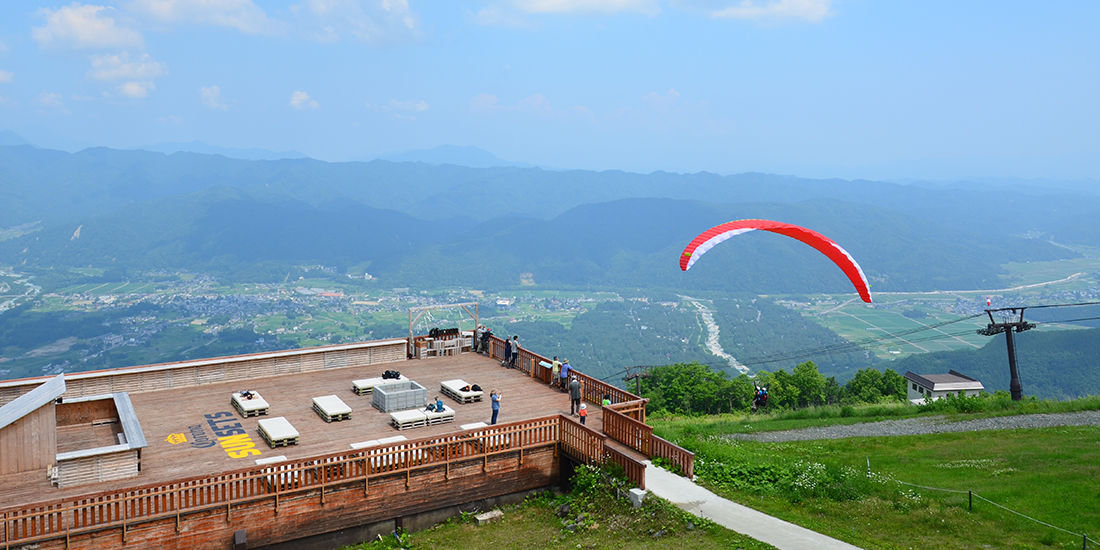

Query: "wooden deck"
(1, 352), (605, 506)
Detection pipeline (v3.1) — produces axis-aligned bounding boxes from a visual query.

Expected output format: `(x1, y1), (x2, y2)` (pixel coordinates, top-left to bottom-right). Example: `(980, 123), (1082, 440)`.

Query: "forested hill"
(4, 145), (1100, 249)
(0, 193), (1074, 293)
(892, 328), (1100, 400)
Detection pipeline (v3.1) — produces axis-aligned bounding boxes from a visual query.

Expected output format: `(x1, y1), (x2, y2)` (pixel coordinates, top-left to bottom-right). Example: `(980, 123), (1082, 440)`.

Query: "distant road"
(874, 272), (1086, 297)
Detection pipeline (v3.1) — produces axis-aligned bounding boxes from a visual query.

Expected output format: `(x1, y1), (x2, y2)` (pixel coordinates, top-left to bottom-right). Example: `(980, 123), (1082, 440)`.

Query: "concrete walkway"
(644, 462), (864, 550)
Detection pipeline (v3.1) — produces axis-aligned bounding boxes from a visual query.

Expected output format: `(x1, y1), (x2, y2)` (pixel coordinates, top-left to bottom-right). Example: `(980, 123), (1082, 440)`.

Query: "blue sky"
(0, 1), (1098, 180)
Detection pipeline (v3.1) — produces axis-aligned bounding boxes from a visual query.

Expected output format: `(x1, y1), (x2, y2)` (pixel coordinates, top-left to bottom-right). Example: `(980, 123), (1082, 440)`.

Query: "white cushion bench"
(258, 416), (299, 447)
(352, 375), (408, 395)
(255, 455), (298, 490)
(312, 395), (352, 422)
(231, 391), (269, 417)
(350, 435), (407, 450)
(441, 379), (483, 403)
(390, 409), (428, 430)
(425, 404), (455, 425)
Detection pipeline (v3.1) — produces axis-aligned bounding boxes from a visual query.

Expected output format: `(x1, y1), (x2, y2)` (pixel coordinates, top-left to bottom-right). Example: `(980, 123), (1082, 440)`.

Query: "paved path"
(644, 461), (863, 550)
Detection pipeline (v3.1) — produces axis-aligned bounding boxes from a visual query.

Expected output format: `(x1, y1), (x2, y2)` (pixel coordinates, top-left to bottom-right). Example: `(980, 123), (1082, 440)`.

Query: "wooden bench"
(350, 435), (407, 450)
(425, 404), (456, 425)
(258, 417), (299, 447)
(441, 379), (483, 403)
(389, 409), (428, 430)
(312, 395), (352, 422)
(352, 375), (408, 395)
(231, 391), (269, 417)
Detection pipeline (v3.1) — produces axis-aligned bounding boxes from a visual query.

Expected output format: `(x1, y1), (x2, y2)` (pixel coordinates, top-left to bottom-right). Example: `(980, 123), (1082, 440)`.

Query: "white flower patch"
(935, 459), (996, 469)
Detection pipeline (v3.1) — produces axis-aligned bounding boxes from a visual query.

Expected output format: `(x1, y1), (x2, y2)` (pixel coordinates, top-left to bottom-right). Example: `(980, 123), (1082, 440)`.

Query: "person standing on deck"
(569, 376), (582, 416)
(559, 359), (572, 392)
(578, 403), (587, 425)
(551, 356), (561, 388)
(490, 390), (501, 425)
(502, 337), (511, 367)
(509, 335), (521, 369)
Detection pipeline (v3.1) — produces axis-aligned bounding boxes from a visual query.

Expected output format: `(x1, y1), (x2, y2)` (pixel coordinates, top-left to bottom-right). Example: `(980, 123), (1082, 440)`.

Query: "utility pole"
(977, 307), (1034, 401)
(623, 365), (651, 397)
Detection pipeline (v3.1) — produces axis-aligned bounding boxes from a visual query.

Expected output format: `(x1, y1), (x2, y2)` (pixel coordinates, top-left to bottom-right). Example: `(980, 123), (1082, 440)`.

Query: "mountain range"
(0, 143), (1085, 294)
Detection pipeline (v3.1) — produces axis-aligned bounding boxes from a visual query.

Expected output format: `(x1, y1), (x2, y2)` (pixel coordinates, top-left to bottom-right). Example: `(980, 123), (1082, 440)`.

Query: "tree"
(791, 361), (827, 407)
(880, 369), (907, 400)
(844, 368), (884, 404)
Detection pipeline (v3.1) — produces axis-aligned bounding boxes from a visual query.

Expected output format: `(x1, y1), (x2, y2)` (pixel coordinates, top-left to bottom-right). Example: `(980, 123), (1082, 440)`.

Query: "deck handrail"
(0, 416), (560, 547)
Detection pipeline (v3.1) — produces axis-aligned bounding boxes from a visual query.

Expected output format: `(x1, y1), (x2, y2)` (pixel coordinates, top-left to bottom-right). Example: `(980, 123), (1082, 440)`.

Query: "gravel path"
(726, 410), (1100, 442)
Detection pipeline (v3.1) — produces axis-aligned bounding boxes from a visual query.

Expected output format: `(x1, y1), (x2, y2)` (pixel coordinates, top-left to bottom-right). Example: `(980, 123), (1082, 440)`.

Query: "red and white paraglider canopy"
(680, 219), (873, 303)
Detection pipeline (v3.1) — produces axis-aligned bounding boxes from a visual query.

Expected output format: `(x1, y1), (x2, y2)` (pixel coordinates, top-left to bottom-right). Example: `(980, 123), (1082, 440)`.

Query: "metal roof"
(0, 374), (65, 431)
(904, 369), (984, 392)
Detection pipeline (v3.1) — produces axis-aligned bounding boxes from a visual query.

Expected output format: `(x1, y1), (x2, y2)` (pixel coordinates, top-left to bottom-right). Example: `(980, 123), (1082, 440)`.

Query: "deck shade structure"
(0, 374), (65, 475)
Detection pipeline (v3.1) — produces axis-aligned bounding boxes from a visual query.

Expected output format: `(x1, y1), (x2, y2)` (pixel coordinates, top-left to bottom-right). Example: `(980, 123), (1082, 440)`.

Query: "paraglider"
(752, 383), (768, 412)
(680, 219), (873, 303)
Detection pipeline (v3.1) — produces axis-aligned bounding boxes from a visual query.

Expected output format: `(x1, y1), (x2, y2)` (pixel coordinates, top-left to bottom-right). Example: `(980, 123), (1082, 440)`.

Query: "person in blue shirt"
(490, 390), (501, 425)
(559, 359), (572, 392)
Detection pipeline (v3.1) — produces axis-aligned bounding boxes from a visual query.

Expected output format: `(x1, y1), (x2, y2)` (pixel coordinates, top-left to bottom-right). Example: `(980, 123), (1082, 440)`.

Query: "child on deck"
(578, 403), (587, 425)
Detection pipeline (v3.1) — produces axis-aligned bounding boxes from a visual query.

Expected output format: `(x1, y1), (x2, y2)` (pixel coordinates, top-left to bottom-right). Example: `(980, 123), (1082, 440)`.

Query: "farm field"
(791, 248), (1100, 360)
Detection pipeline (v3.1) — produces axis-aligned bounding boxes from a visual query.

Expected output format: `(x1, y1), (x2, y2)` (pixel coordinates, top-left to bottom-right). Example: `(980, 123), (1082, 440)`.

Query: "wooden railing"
(487, 335), (691, 483)
(486, 335), (639, 406)
(650, 435), (694, 479)
(557, 418), (646, 490)
(0, 416), (561, 548)
(604, 446), (647, 490)
(603, 404), (653, 455)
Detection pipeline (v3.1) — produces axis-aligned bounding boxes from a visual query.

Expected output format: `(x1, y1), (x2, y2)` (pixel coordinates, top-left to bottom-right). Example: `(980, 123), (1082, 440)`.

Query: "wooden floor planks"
(1, 352), (605, 507)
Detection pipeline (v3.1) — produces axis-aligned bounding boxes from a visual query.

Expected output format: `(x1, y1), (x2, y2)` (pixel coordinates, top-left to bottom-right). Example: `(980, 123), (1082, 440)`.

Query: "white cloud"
(709, 0), (832, 22)
(117, 81), (154, 98)
(155, 114), (183, 123)
(467, 6), (534, 27)
(126, 0), (279, 34)
(37, 91), (65, 108)
(33, 4), (145, 50)
(200, 85), (229, 110)
(87, 52), (167, 80)
(469, 93), (500, 111)
(389, 99), (429, 112)
(470, 93), (554, 115)
(512, 0), (660, 14)
(0, 70), (13, 83)
(293, 0), (419, 43)
(290, 90), (319, 109)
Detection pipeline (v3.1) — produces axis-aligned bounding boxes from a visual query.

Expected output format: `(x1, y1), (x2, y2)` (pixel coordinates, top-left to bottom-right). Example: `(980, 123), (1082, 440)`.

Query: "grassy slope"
(339, 471), (775, 550)
(652, 404), (1100, 550)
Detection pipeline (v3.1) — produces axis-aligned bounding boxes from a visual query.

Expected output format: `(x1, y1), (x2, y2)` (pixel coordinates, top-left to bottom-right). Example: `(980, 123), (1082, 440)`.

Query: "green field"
(653, 412), (1100, 550)
(792, 247), (1100, 360)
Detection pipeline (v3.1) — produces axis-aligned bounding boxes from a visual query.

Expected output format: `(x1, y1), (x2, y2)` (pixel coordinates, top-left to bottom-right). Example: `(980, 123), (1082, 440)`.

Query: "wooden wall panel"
(56, 400), (118, 427)
(324, 349), (348, 369)
(55, 450), (139, 488)
(0, 341), (406, 404)
(0, 403), (56, 475)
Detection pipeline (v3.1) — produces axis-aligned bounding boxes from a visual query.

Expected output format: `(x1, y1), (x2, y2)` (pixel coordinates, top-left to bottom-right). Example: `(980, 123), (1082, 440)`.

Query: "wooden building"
(0, 374), (64, 476)
(0, 336), (694, 550)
